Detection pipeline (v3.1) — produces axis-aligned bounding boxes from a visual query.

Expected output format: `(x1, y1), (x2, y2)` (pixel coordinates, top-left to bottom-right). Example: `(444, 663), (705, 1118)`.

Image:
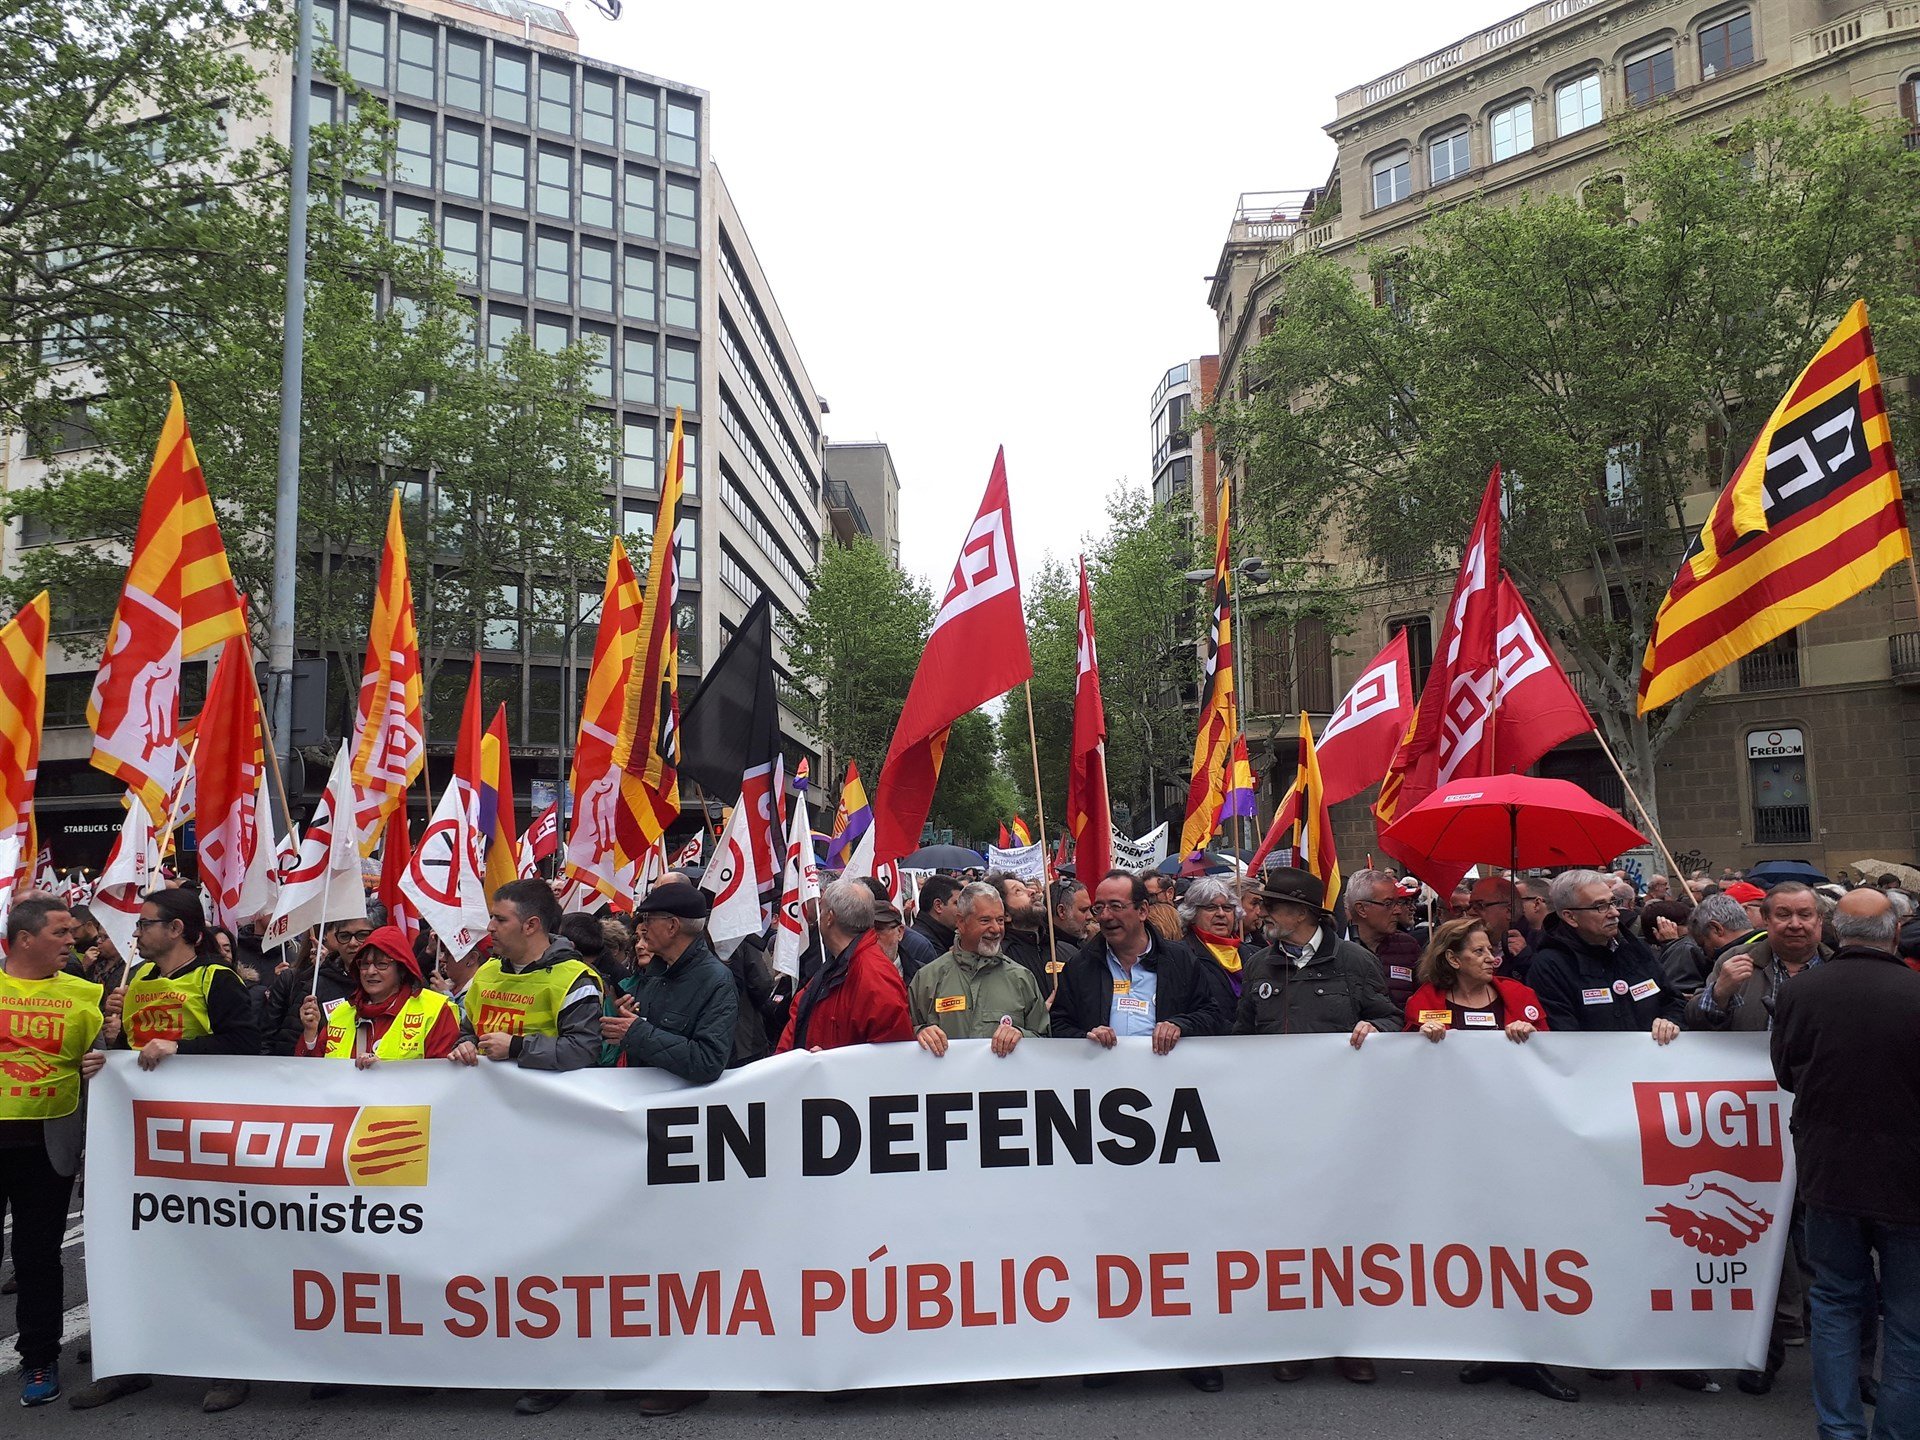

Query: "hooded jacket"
(261, 952), (354, 1055)
(1526, 916), (1684, 1033)
(293, 926), (463, 1059)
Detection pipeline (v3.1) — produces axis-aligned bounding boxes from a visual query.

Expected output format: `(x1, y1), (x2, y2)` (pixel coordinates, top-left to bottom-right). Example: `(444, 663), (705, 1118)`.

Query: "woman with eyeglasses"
(295, 925), (464, 1065)
(1177, 877), (1247, 998)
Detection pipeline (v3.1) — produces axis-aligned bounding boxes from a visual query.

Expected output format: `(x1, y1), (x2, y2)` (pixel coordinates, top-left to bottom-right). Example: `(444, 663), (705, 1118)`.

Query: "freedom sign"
(84, 1037), (1791, 1388)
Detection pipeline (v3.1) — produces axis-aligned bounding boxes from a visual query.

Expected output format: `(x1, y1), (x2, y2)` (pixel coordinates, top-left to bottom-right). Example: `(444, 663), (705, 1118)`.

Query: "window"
(580, 155), (614, 228)
(346, 6), (386, 86)
(1392, 616), (1435, 694)
(1698, 10), (1754, 78)
(579, 239), (614, 311)
(493, 48), (528, 124)
(534, 314), (569, 354)
(675, 513), (699, 581)
(623, 332), (656, 404)
(679, 427), (699, 496)
(392, 194), (432, 247)
(536, 145), (570, 218)
(623, 167), (657, 238)
(484, 583), (520, 651)
(666, 98), (698, 166)
(487, 306), (523, 363)
(665, 340), (697, 412)
(445, 34), (483, 110)
(665, 257), (697, 328)
(394, 110), (432, 185)
(443, 121), (481, 197)
(623, 247), (656, 320)
(1584, 173), (1626, 222)
(396, 20), (434, 99)
(1556, 72), (1603, 135)
(583, 75), (615, 145)
(1489, 98), (1534, 161)
(312, 0), (337, 47)
(442, 209), (480, 281)
(621, 498), (655, 545)
(534, 230), (570, 304)
(491, 134), (527, 208)
(582, 322), (614, 400)
(1371, 151), (1411, 208)
(1624, 44), (1676, 107)
(344, 187), (380, 232)
(1604, 441), (1639, 505)
(488, 221), (525, 294)
(625, 87), (658, 155)
(622, 419), (656, 488)
(309, 83), (335, 135)
(43, 673), (95, 727)
(1746, 726), (1810, 843)
(538, 63), (573, 133)
(1427, 129), (1470, 184)
(665, 177), (698, 247)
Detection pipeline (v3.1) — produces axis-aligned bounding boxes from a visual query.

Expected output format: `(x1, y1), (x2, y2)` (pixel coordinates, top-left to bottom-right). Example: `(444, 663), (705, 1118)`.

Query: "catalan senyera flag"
(478, 704), (520, 900)
(1641, 301), (1912, 711)
(1180, 474), (1237, 857)
(564, 540), (645, 903)
(824, 762), (872, 871)
(350, 489), (425, 848)
(88, 383), (247, 820)
(0, 593), (51, 888)
(616, 409), (685, 848)
(1250, 712), (1340, 898)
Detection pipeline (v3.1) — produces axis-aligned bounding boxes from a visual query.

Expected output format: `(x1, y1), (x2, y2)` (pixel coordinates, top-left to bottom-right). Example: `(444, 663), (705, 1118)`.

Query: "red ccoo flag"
(1490, 573), (1595, 772)
(1066, 556), (1112, 888)
(871, 450), (1032, 861)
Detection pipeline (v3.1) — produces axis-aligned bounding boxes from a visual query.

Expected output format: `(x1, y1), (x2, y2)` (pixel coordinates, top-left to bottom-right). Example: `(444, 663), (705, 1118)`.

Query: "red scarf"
(1193, 926), (1242, 974)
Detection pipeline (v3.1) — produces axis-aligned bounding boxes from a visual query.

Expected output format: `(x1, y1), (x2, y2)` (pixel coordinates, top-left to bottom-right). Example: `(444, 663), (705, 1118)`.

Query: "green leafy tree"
(929, 710), (1021, 849)
(996, 558), (1075, 835)
(1205, 97), (1920, 824)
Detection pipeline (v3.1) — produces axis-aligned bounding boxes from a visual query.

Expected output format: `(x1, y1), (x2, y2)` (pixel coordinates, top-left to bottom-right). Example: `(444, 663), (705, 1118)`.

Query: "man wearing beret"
(599, 880), (738, 1087)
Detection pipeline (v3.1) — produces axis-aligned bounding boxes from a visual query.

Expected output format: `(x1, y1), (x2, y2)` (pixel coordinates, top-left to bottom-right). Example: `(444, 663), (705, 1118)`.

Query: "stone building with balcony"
(824, 441), (902, 562)
(1209, 0), (1920, 876)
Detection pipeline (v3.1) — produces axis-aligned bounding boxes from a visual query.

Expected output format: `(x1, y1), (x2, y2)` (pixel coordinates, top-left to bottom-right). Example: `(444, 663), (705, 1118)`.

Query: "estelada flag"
(1066, 555), (1112, 889)
(1180, 473), (1238, 857)
(871, 449), (1032, 860)
(1315, 629), (1414, 806)
(350, 489), (425, 848)
(88, 384), (246, 821)
(0, 593), (50, 888)
(616, 409), (686, 846)
(1639, 300), (1912, 712)
(1249, 712), (1339, 900)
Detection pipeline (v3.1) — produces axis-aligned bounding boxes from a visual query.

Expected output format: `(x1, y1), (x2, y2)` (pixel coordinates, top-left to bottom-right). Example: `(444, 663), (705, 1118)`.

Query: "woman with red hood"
(295, 924), (465, 1065)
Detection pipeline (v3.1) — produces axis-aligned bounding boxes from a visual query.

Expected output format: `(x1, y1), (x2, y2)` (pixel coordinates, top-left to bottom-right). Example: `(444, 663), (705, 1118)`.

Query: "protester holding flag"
(774, 879), (911, 1053)
(908, 882), (1049, 1058)
(458, 879), (602, 1073)
(294, 924), (463, 1064)
(258, 914), (377, 1056)
(2, 898), (105, 1407)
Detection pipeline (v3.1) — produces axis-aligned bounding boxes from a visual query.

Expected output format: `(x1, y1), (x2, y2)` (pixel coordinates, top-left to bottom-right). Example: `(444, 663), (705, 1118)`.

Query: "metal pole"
(1230, 572), (1247, 861)
(269, 0), (315, 793)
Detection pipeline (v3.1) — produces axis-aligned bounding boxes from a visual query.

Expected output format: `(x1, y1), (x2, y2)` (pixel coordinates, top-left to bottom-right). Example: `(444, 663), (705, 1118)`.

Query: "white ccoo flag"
(266, 747), (366, 945)
(700, 801), (764, 958)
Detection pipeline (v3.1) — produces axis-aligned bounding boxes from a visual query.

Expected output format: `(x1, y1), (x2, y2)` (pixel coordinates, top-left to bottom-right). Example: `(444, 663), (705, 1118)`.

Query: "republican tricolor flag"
(824, 762), (872, 870)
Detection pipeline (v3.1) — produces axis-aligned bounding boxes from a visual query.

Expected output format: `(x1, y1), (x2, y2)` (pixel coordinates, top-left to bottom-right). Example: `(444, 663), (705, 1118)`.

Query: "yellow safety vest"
(321, 989), (454, 1061)
(123, 960), (233, 1047)
(464, 957), (599, 1038)
(0, 968), (104, 1120)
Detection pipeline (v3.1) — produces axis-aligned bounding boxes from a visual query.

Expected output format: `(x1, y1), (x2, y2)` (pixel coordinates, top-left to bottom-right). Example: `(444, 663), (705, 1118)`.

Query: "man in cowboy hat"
(1233, 867), (1398, 1388)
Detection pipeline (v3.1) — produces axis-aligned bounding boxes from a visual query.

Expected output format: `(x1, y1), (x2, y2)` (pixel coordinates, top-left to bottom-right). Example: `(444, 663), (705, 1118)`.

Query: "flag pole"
(1590, 727), (1687, 886)
(1905, 553), (1920, 630)
(155, 735), (201, 862)
(1022, 680), (1060, 996)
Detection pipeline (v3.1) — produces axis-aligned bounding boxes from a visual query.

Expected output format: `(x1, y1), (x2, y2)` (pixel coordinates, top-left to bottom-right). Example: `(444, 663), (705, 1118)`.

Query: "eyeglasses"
(1198, 900), (1236, 912)
(336, 930), (375, 944)
(1088, 901), (1137, 915)
(132, 917), (172, 930)
(357, 956), (398, 969)
(1563, 901), (1622, 914)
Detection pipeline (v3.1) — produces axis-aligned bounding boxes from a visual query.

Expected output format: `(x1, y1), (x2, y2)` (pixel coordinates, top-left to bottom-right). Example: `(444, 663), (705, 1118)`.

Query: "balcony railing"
(1893, 631), (1920, 683)
(1738, 644), (1801, 692)
(1753, 805), (1812, 846)
(1336, 0), (1603, 117)
(825, 478), (870, 539)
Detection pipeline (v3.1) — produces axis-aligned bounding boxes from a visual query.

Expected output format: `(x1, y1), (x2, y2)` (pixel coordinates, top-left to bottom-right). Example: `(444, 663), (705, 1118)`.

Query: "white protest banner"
(1110, 821), (1168, 871)
(985, 839), (1045, 882)
(85, 1036), (1789, 1389)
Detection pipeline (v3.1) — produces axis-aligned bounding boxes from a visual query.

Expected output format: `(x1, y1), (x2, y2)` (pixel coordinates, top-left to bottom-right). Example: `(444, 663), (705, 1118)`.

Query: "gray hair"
(1345, 867), (1398, 903)
(1888, 890), (1916, 921)
(1689, 893), (1750, 944)
(1548, 869), (1611, 912)
(1176, 876), (1235, 929)
(954, 881), (1003, 920)
(677, 914), (708, 941)
(820, 877), (875, 934)
(1835, 900), (1898, 948)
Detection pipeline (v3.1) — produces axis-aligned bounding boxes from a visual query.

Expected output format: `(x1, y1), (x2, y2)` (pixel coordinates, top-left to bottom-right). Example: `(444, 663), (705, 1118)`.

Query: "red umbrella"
(1380, 774), (1646, 873)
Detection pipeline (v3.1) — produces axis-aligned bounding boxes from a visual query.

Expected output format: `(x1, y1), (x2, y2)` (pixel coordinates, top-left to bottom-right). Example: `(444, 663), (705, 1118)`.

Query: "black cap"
(632, 883), (710, 919)
(1258, 866), (1332, 916)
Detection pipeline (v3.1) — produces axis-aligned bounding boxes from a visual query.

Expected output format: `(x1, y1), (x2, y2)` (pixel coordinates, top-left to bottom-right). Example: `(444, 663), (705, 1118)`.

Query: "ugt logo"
(1634, 1082), (1786, 1257)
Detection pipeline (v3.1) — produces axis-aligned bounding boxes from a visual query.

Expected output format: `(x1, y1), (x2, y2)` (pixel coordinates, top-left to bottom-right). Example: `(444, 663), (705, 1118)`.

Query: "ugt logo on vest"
(133, 1101), (433, 1187)
(1633, 1081), (1787, 1313)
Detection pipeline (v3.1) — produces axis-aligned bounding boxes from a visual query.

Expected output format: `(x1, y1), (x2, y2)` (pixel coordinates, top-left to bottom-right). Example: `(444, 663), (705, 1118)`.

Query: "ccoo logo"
(132, 1101), (432, 1188)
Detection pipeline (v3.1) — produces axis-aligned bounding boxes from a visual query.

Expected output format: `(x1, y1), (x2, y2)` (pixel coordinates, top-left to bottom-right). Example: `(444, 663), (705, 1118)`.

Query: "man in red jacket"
(776, 879), (913, 1053)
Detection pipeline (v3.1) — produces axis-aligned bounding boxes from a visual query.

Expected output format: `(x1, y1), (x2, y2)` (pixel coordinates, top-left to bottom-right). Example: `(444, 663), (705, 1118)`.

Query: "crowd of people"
(3, 855), (1917, 1435)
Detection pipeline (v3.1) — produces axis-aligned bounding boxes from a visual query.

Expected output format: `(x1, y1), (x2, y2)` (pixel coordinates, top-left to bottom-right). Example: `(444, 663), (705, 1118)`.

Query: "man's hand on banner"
(137, 1038), (178, 1070)
(1152, 1021), (1182, 1057)
(915, 1024), (949, 1057)
(1652, 1019), (1680, 1046)
(476, 1032), (514, 1061)
(1349, 1021), (1378, 1050)
(1086, 1026), (1117, 1049)
(991, 1019), (1021, 1058)
(447, 1040), (477, 1067)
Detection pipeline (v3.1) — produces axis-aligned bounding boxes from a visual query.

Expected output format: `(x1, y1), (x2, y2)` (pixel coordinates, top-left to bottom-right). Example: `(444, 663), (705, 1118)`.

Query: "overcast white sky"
(575, 0), (1494, 591)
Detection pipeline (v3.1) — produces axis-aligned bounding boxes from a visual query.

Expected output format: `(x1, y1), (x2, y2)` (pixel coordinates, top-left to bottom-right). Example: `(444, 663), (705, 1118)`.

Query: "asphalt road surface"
(6, 1212), (1824, 1439)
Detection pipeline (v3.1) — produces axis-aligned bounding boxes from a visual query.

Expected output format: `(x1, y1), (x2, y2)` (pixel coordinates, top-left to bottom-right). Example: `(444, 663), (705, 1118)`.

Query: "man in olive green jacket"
(909, 882), (1050, 1057)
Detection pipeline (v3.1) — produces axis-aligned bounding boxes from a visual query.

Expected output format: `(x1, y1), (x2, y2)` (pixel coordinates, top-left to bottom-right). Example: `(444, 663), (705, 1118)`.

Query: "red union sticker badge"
(1634, 1081), (1785, 1258)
